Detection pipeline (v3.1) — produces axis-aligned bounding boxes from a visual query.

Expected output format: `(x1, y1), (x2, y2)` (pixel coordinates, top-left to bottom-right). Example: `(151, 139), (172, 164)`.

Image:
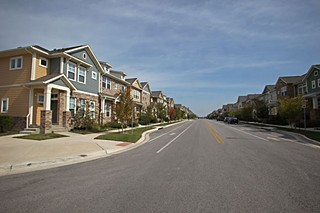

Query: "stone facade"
(72, 92), (99, 122)
(40, 110), (52, 134)
(63, 111), (71, 129)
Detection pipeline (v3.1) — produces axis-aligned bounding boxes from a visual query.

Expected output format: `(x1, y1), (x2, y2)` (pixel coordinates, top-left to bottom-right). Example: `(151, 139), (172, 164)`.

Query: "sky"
(1, 0), (320, 116)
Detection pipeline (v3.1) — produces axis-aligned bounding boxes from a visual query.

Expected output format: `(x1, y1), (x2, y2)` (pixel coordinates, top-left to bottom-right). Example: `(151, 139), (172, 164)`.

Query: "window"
(114, 82), (117, 90)
(312, 80), (316, 89)
(1, 98), (9, 113)
(92, 71), (97, 80)
(69, 97), (76, 117)
(318, 79), (320, 87)
(37, 94), (44, 103)
(10, 56), (23, 70)
(314, 71), (318, 76)
(298, 83), (307, 95)
(122, 85), (125, 92)
(67, 62), (76, 81)
(83, 53), (87, 59)
(78, 66), (86, 84)
(102, 76), (107, 88)
(105, 102), (111, 117)
(78, 99), (85, 117)
(280, 86), (287, 96)
(134, 90), (140, 99)
(89, 101), (95, 119)
(107, 78), (111, 89)
(39, 57), (48, 68)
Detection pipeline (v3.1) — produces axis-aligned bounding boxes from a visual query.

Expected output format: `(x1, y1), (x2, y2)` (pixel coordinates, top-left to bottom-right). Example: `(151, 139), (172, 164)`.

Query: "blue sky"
(1, 0), (320, 116)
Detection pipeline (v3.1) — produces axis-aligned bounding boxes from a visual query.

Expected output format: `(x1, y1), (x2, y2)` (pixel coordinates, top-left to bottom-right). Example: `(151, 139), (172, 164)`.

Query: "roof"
(237, 96), (247, 103)
(151, 91), (163, 98)
(49, 45), (86, 54)
(262, 85), (276, 94)
(28, 74), (77, 90)
(278, 75), (304, 84)
(125, 78), (137, 85)
(302, 64), (320, 82)
(110, 70), (127, 76)
(140, 82), (148, 88)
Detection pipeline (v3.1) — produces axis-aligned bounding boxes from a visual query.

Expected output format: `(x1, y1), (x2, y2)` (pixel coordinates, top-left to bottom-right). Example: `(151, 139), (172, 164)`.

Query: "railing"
(26, 113), (30, 129)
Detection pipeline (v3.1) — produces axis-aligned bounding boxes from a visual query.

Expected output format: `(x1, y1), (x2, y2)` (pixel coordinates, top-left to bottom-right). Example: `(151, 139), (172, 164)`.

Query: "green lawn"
(276, 127), (320, 142)
(14, 133), (68, 141)
(95, 127), (155, 143)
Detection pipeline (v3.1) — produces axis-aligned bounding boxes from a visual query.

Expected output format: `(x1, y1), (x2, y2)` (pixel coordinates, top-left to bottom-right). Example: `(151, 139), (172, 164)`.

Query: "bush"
(296, 120), (320, 128)
(107, 121), (127, 129)
(139, 114), (150, 125)
(0, 116), (13, 133)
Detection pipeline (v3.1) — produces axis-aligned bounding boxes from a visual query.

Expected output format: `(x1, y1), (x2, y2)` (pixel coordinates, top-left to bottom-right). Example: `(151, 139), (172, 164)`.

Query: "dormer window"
(39, 57), (48, 68)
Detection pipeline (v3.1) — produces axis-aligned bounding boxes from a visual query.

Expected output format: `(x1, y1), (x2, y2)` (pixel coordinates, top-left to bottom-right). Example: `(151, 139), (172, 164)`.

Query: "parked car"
(228, 117), (239, 124)
(217, 115), (225, 121)
(224, 117), (230, 123)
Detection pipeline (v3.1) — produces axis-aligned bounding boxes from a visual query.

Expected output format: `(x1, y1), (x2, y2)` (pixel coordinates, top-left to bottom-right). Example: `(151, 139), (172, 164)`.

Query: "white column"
(60, 57), (64, 74)
(313, 97), (319, 109)
(28, 88), (34, 125)
(101, 98), (105, 114)
(65, 89), (70, 111)
(44, 86), (52, 110)
(31, 53), (36, 80)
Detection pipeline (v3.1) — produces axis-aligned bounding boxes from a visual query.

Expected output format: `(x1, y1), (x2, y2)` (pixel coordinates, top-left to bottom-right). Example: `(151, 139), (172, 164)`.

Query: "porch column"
(100, 97), (106, 124)
(65, 89), (70, 111)
(28, 88), (34, 125)
(312, 97), (319, 109)
(44, 85), (52, 110)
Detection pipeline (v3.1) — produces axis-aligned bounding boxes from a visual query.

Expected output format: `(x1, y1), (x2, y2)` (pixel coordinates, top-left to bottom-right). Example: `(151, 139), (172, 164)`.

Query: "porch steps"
(51, 125), (69, 133)
(19, 128), (40, 135)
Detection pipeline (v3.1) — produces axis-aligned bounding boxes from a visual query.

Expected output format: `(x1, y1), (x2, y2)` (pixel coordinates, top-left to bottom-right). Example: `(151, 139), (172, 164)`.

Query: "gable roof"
(151, 91), (163, 98)
(302, 64), (320, 81)
(27, 73), (76, 90)
(126, 78), (142, 90)
(278, 75), (304, 84)
(262, 85), (276, 94)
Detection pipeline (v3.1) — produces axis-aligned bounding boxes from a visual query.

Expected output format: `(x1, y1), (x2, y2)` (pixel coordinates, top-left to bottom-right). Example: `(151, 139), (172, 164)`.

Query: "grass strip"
(0, 131), (19, 137)
(14, 133), (68, 141)
(276, 127), (320, 142)
(95, 127), (155, 143)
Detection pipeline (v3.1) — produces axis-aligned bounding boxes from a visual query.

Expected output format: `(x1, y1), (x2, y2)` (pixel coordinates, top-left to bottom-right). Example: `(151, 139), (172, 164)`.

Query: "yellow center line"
(205, 122), (224, 144)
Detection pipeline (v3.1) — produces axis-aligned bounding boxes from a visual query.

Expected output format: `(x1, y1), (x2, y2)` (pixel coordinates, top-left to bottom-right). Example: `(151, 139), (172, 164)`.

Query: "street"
(0, 119), (319, 212)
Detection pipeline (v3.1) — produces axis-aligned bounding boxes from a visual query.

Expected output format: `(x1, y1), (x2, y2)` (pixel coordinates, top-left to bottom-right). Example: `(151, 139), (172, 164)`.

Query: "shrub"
(296, 120), (320, 128)
(0, 116), (13, 133)
(107, 121), (127, 129)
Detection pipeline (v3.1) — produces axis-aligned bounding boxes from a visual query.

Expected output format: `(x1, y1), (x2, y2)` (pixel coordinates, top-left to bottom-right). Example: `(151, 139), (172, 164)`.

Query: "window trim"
(107, 77), (111, 89)
(78, 66), (86, 84)
(318, 79), (320, 87)
(37, 94), (44, 103)
(102, 76), (107, 88)
(83, 53), (87, 59)
(69, 97), (76, 117)
(314, 70), (319, 76)
(89, 101), (95, 119)
(67, 61), (76, 81)
(9, 56), (23, 70)
(92, 71), (97, 80)
(1, 98), (9, 113)
(312, 80), (316, 89)
(39, 57), (48, 68)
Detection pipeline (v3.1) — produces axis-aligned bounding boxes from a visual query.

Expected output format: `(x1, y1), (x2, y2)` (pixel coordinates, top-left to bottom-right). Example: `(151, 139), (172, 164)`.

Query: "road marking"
(267, 137), (280, 141)
(205, 122), (224, 144)
(169, 133), (176, 136)
(149, 123), (187, 142)
(156, 124), (193, 154)
(228, 126), (269, 141)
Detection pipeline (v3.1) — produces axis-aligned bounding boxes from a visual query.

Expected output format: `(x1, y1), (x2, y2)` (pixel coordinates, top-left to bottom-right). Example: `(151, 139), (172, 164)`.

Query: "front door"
(51, 100), (58, 124)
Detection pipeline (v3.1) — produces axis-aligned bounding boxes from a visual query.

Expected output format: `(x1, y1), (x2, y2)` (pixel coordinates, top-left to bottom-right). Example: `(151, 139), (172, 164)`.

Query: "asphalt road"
(0, 120), (320, 213)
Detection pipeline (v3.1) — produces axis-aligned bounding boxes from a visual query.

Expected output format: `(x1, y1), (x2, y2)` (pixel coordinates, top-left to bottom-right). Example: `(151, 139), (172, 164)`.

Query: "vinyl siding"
(35, 55), (49, 80)
(0, 54), (32, 85)
(0, 87), (29, 116)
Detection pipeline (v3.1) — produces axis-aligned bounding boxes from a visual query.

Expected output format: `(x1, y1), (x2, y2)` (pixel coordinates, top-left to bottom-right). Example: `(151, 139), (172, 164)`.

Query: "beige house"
(126, 78), (143, 120)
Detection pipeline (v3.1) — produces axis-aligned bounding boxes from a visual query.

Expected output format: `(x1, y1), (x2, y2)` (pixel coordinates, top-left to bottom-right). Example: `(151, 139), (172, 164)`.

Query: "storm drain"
(79, 154), (87, 157)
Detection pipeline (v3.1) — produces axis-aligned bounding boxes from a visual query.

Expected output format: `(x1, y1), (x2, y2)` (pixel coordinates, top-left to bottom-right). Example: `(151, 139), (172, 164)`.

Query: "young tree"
(279, 96), (303, 128)
(168, 108), (176, 121)
(115, 90), (133, 133)
(255, 100), (269, 122)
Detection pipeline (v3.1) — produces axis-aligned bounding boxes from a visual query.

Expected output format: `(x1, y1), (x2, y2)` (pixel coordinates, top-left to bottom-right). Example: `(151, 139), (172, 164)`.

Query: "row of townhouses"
(213, 64), (320, 121)
(0, 45), (189, 133)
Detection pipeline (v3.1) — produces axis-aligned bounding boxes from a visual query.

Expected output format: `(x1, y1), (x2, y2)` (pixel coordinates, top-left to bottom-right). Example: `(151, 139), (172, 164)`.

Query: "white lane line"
(228, 126), (269, 141)
(267, 137), (280, 141)
(156, 124), (193, 154)
(149, 123), (187, 142)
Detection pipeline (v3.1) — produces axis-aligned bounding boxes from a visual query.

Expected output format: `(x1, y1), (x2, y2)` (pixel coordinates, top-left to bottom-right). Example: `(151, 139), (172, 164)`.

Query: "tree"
(156, 103), (167, 122)
(168, 108), (176, 121)
(115, 90), (133, 133)
(255, 100), (269, 122)
(279, 96), (303, 128)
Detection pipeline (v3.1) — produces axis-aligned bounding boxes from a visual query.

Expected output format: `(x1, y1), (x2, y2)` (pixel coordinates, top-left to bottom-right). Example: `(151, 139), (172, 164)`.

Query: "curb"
(0, 120), (187, 176)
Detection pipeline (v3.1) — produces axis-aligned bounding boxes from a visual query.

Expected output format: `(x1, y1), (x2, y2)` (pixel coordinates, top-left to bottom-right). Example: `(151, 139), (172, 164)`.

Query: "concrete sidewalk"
(0, 129), (154, 176)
